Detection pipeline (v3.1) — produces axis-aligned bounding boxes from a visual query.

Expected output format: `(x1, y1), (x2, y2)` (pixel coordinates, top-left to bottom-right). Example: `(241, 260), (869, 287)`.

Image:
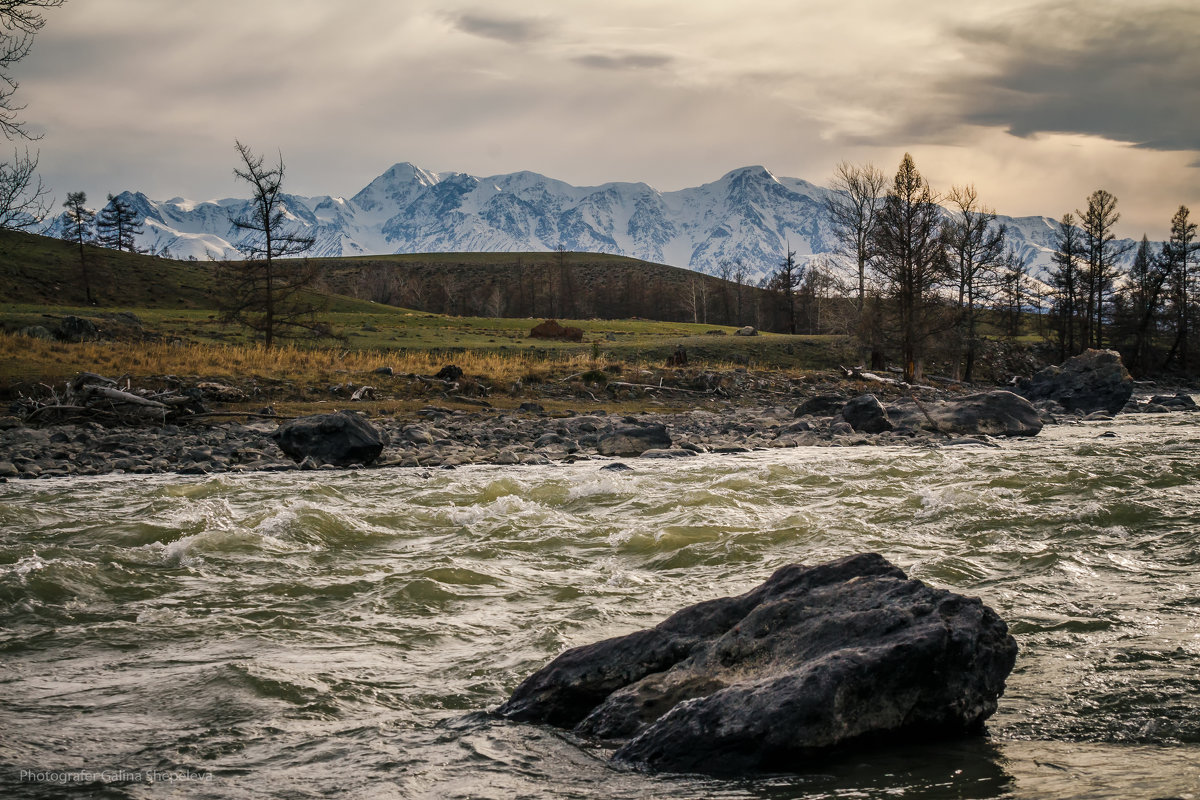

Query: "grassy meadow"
(0, 230), (855, 411)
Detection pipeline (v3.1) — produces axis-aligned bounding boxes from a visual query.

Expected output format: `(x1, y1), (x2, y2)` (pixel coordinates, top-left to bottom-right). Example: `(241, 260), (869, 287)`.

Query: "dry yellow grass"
(0, 331), (619, 388)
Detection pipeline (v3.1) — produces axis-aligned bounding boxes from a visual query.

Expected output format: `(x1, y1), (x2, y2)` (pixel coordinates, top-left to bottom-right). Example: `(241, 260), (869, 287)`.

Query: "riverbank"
(1, 380), (1194, 480)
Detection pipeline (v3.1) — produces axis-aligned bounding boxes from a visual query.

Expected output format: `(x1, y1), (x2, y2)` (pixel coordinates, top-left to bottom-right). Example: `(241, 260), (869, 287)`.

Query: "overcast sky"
(15, 0), (1200, 239)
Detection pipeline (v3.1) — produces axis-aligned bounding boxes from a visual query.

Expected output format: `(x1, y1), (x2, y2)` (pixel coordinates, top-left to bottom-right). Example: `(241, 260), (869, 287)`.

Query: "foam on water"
(1, 414), (1199, 798)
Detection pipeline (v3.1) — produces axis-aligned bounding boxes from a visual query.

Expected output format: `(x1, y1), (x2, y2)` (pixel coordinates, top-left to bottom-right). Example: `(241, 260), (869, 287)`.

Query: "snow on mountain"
(43, 164), (1141, 283)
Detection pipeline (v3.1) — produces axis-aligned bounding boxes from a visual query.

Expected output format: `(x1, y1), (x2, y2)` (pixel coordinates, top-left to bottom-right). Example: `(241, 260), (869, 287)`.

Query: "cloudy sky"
(15, 0), (1200, 239)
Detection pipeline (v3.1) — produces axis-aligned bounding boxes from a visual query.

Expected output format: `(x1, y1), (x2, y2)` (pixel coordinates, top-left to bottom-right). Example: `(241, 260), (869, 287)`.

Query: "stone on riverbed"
(888, 391), (1042, 437)
(1016, 349), (1133, 416)
(597, 424), (671, 457)
(498, 553), (1017, 775)
(841, 393), (893, 433)
(271, 411), (385, 467)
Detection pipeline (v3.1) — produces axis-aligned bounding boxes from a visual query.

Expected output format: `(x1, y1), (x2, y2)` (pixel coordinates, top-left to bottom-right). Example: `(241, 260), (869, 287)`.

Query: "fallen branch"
(84, 386), (168, 409)
(606, 381), (716, 395)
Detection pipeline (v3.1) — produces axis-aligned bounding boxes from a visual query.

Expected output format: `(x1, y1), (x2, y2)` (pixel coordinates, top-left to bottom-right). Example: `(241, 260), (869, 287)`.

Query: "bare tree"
(218, 141), (321, 347)
(870, 154), (947, 382)
(0, 145), (45, 227)
(942, 184), (1007, 381)
(825, 161), (886, 313)
(0, 2), (61, 229)
(61, 190), (94, 304)
(0, 0), (61, 140)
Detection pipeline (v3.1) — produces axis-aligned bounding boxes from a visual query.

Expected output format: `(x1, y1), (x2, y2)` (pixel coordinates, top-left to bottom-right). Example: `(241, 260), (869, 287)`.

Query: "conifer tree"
(1049, 213), (1085, 359)
(1161, 205), (1199, 372)
(95, 193), (144, 252)
(62, 190), (95, 304)
(870, 153), (946, 382)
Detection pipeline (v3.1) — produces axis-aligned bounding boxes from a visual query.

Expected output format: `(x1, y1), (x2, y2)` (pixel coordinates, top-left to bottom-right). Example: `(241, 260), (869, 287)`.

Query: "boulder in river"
(794, 395), (845, 418)
(841, 393), (893, 433)
(498, 553), (1017, 775)
(1017, 349), (1133, 416)
(271, 411), (385, 467)
(889, 391), (1042, 437)
(597, 424), (671, 457)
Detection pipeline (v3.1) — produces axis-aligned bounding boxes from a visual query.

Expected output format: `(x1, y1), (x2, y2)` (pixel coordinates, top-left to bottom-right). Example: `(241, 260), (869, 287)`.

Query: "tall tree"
(870, 153), (946, 383)
(825, 161), (886, 313)
(999, 246), (1028, 340)
(1048, 213), (1085, 359)
(1118, 234), (1169, 374)
(61, 190), (94, 304)
(1161, 205), (1199, 372)
(0, 1), (61, 230)
(942, 184), (1007, 380)
(95, 193), (144, 252)
(1077, 189), (1129, 348)
(768, 244), (802, 334)
(218, 140), (320, 348)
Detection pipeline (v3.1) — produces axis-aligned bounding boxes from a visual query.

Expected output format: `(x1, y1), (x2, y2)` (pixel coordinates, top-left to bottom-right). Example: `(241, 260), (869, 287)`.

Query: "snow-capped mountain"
(44, 164), (1134, 284)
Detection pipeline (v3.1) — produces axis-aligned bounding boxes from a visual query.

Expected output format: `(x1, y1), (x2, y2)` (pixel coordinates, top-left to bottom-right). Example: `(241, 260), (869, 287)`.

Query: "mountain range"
(45, 163), (1124, 286)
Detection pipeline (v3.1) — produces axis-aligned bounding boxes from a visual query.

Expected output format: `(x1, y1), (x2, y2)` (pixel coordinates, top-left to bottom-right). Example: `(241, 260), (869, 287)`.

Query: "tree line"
(761, 154), (1199, 381)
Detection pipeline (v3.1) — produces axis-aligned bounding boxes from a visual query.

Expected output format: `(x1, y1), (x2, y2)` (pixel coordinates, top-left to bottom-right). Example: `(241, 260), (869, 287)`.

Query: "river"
(1, 413), (1198, 798)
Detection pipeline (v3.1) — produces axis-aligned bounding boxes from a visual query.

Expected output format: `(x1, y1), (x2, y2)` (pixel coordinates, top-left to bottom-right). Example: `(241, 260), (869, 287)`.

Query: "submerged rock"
(271, 411), (385, 467)
(1017, 349), (1133, 416)
(498, 553), (1017, 775)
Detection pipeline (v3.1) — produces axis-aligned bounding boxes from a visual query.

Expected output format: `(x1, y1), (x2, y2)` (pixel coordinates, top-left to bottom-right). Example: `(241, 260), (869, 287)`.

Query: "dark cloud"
(450, 11), (550, 44)
(939, 2), (1200, 151)
(572, 52), (673, 70)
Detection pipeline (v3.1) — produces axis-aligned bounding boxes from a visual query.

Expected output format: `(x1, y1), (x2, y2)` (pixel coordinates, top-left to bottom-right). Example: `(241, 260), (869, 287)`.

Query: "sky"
(12, 0), (1200, 240)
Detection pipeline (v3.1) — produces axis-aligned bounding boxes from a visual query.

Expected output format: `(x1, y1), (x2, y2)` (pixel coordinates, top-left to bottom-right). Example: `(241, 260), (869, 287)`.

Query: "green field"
(0, 230), (855, 402)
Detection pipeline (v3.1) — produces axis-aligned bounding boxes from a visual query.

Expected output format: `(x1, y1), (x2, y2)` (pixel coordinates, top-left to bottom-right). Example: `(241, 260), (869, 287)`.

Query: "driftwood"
(17, 373), (210, 426)
(84, 385), (168, 409)
(606, 381), (716, 396)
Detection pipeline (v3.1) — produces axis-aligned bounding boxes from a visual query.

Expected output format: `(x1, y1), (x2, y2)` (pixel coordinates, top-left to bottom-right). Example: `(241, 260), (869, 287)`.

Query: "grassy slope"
(0, 229), (854, 392)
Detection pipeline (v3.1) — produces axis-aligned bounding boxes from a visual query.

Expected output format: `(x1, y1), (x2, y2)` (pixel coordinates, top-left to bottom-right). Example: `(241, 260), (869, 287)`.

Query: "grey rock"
(404, 426), (436, 445)
(597, 425), (671, 457)
(271, 411), (384, 467)
(1149, 393), (1196, 410)
(498, 553), (1017, 775)
(733, 325), (758, 336)
(0, 461), (17, 478)
(639, 448), (695, 459)
(56, 315), (99, 342)
(894, 391), (1042, 437)
(794, 395), (845, 417)
(1017, 349), (1133, 415)
(841, 394), (893, 433)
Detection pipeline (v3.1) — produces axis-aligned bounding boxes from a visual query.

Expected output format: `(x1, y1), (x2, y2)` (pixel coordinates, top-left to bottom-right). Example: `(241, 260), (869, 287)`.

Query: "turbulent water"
(2, 413), (1199, 799)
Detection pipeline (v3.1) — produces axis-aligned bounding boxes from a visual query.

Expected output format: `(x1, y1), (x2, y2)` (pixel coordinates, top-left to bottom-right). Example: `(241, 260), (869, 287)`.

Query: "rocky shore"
(0, 349), (1194, 481)
(0, 386), (1193, 482)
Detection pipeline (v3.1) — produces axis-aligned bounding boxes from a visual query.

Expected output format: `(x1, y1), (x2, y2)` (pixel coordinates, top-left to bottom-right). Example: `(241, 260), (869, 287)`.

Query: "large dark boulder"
(841, 393), (893, 433)
(794, 395), (846, 418)
(498, 553), (1017, 775)
(271, 411), (384, 467)
(888, 391), (1042, 437)
(597, 424), (671, 457)
(1017, 349), (1133, 415)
